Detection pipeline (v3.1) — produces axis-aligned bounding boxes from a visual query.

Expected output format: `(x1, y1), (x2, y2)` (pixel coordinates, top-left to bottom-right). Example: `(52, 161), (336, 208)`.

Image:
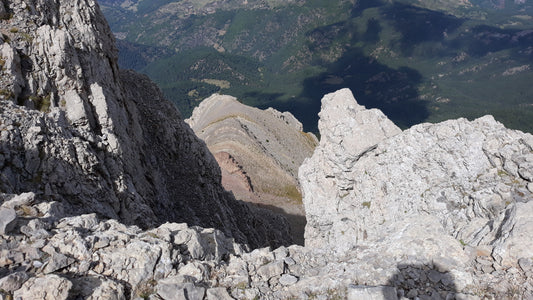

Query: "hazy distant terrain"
(99, 0), (533, 133)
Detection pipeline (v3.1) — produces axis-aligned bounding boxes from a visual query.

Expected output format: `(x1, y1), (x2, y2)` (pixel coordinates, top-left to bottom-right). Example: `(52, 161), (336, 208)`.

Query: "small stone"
(431, 290), (443, 300)
(0, 256), (13, 268)
(57, 214), (98, 230)
(419, 271), (428, 282)
(283, 257), (296, 266)
(206, 287), (234, 300)
(0, 272), (30, 292)
(407, 279), (415, 287)
(0, 207), (16, 235)
(475, 257), (493, 266)
(22, 246), (42, 261)
(519, 258), (533, 273)
(257, 260), (284, 280)
(441, 275), (453, 287)
(481, 264), (495, 274)
(348, 285), (398, 300)
(279, 274), (298, 286)
(93, 238), (110, 249)
(178, 262), (209, 282)
(407, 289), (418, 298)
(43, 252), (73, 274)
(273, 246), (288, 260)
(157, 282), (205, 300)
(428, 270), (443, 283)
(445, 294), (456, 300)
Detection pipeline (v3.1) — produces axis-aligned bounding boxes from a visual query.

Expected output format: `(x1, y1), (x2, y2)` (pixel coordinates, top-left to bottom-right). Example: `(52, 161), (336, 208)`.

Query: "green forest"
(100, 0), (533, 133)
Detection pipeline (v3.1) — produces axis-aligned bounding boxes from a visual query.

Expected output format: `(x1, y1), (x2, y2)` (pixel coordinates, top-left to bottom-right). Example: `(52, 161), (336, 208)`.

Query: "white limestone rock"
(13, 275), (72, 300)
(300, 88), (401, 250)
(347, 285), (397, 300)
(300, 89), (533, 269)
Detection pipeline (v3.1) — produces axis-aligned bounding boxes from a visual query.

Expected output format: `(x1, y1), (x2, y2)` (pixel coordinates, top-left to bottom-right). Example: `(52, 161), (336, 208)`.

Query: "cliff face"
(298, 88), (533, 295)
(301, 89), (533, 265)
(0, 0), (290, 248)
(1, 0), (533, 299)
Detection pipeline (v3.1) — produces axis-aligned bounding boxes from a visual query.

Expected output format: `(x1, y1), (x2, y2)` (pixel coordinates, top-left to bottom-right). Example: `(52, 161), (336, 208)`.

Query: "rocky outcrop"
(0, 0), (290, 248)
(187, 94), (318, 244)
(1, 0), (533, 298)
(2, 190), (532, 300)
(298, 88), (533, 298)
(1, 82), (532, 299)
(0, 195), (244, 299)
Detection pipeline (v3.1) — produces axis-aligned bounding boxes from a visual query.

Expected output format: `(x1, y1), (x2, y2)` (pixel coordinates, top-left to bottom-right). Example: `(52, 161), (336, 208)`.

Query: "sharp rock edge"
(0, 0), (291, 251)
(0, 0), (533, 299)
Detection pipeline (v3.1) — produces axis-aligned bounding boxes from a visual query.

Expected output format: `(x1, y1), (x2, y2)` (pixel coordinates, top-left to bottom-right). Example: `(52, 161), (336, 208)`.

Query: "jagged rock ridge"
(0, 0), (290, 248)
(301, 88), (533, 265)
(186, 94), (318, 244)
(1, 0), (533, 298)
(2, 88), (533, 299)
(299, 88), (533, 298)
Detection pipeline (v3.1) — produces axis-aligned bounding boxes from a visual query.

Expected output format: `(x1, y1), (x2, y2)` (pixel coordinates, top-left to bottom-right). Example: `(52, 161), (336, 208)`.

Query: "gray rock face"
(0, 207), (15, 235)
(13, 275), (72, 300)
(300, 88), (401, 250)
(298, 88), (533, 297)
(0, 0), (290, 249)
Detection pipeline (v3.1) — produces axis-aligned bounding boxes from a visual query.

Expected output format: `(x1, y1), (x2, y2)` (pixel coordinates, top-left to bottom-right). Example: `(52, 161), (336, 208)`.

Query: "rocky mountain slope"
(186, 94), (318, 244)
(1, 0), (533, 299)
(2, 87), (532, 299)
(0, 0), (290, 249)
(301, 89), (533, 262)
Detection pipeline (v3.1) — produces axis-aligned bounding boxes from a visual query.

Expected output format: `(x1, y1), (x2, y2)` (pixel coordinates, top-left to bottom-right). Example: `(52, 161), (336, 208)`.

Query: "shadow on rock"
(251, 203), (306, 246)
(348, 263), (459, 299)
(387, 263), (458, 300)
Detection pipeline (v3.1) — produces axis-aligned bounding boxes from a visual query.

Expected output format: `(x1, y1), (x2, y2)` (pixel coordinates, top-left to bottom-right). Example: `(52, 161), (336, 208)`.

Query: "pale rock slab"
(300, 89), (533, 267)
(347, 285), (398, 300)
(13, 275), (72, 300)
(0, 207), (15, 235)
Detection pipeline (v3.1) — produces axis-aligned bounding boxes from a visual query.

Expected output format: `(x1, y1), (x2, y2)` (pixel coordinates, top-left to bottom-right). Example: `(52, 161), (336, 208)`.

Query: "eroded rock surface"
(187, 94), (317, 202)
(0, 0), (532, 298)
(0, 0), (290, 249)
(187, 94), (318, 244)
(298, 88), (533, 298)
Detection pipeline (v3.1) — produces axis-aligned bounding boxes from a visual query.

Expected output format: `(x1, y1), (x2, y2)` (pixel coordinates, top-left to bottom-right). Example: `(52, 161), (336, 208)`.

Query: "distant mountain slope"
(186, 94), (318, 244)
(99, 0), (533, 133)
